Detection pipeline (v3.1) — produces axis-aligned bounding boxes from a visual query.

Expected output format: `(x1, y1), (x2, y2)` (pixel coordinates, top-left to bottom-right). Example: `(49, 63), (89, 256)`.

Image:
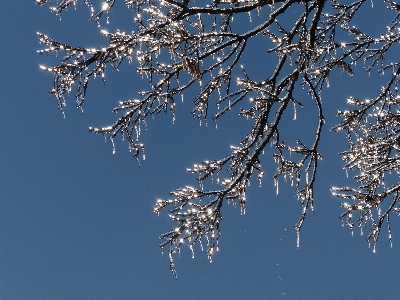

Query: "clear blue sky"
(1, 1), (399, 299)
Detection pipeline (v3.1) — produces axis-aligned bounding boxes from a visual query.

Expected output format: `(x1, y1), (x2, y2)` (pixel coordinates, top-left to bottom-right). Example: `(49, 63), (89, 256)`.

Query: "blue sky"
(1, 1), (399, 299)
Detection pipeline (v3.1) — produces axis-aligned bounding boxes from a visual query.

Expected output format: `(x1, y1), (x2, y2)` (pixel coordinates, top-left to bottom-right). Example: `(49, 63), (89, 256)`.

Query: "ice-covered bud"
(102, 2), (109, 10)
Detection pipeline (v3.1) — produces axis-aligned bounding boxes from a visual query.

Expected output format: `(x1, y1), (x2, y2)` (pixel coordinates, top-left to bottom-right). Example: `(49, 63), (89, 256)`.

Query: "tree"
(36, 0), (399, 276)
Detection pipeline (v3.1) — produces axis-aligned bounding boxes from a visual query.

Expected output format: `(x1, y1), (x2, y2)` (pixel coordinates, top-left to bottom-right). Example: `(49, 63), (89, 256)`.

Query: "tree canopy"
(36, 0), (399, 276)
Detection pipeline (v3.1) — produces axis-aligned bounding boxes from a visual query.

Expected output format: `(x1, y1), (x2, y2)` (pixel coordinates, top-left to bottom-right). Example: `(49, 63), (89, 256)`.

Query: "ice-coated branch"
(37, 0), (400, 276)
(332, 66), (400, 249)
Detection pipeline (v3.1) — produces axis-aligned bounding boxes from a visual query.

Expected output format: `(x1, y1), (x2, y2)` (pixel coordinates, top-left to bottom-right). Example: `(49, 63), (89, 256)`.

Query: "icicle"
(387, 216), (393, 248)
(296, 230), (300, 248)
(257, 6), (262, 17)
(293, 101), (297, 120)
(199, 238), (204, 252)
(111, 139), (116, 154)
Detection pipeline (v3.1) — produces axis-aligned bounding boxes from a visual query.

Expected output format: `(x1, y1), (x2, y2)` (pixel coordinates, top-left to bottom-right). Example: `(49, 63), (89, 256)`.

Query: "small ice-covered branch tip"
(37, 0), (399, 276)
(154, 187), (223, 277)
(36, 29), (135, 113)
